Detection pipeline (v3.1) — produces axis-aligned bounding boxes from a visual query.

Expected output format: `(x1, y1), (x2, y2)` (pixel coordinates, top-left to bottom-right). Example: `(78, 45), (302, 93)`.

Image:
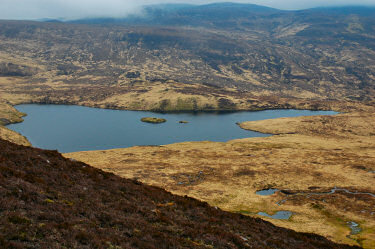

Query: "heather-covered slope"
(0, 139), (359, 248)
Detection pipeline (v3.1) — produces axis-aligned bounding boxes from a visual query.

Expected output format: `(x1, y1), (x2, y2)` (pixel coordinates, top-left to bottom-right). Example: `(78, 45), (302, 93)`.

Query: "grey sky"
(1, 0), (375, 20)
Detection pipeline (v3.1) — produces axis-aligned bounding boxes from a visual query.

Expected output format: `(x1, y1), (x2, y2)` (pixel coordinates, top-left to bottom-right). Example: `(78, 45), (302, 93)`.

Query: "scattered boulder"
(125, 71), (141, 78)
(0, 118), (11, 126)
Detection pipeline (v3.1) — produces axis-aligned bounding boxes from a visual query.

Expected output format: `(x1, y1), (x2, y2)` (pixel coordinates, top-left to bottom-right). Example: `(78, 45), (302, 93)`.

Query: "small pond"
(256, 188), (279, 196)
(347, 221), (361, 235)
(257, 211), (293, 220)
(7, 104), (337, 153)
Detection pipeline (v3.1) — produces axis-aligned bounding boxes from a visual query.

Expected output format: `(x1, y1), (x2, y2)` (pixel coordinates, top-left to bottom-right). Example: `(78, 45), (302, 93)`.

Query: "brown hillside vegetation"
(0, 139), (360, 249)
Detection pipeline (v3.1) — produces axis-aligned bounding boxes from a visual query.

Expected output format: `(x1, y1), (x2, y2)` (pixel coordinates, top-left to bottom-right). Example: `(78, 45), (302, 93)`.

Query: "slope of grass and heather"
(0, 138), (360, 249)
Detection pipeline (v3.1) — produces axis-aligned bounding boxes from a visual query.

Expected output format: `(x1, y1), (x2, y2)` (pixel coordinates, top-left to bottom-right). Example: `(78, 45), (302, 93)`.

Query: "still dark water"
(7, 104), (337, 153)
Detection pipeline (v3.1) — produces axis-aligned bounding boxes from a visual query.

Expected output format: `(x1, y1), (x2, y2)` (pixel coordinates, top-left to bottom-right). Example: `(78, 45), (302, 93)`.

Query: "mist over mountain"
(68, 3), (281, 25)
(68, 3), (375, 28)
(1, 0), (375, 20)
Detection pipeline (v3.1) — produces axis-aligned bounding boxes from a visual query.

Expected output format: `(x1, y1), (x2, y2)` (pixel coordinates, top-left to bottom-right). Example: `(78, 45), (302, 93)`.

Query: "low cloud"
(252, 0), (375, 10)
(1, 0), (143, 20)
(1, 0), (375, 20)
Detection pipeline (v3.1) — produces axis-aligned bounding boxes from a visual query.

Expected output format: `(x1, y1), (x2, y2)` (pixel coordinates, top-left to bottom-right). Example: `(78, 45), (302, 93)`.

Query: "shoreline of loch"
(1, 96), (349, 147)
(5, 103), (337, 153)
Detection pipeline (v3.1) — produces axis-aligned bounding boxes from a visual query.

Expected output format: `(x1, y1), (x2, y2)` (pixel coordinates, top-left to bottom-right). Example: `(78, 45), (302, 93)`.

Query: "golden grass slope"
(0, 100), (25, 124)
(0, 100), (30, 146)
(66, 109), (375, 248)
(0, 126), (30, 146)
(0, 76), (336, 112)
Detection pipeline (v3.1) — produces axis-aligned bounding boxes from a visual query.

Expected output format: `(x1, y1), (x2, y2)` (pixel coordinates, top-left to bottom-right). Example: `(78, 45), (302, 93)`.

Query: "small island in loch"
(141, 117), (167, 124)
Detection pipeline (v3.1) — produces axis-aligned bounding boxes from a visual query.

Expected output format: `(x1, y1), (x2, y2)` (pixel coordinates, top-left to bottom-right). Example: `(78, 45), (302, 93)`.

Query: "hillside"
(0, 4), (375, 112)
(0, 138), (360, 248)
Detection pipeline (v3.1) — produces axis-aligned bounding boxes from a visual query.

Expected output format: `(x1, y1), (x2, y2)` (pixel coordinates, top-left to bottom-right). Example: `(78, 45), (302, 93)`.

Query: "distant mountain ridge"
(67, 3), (375, 26)
(305, 6), (375, 15)
(68, 2), (282, 25)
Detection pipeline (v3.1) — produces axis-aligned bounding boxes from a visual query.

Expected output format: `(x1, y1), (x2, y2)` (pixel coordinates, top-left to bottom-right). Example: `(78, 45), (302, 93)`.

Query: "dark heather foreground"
(0, 139), (360, 249)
